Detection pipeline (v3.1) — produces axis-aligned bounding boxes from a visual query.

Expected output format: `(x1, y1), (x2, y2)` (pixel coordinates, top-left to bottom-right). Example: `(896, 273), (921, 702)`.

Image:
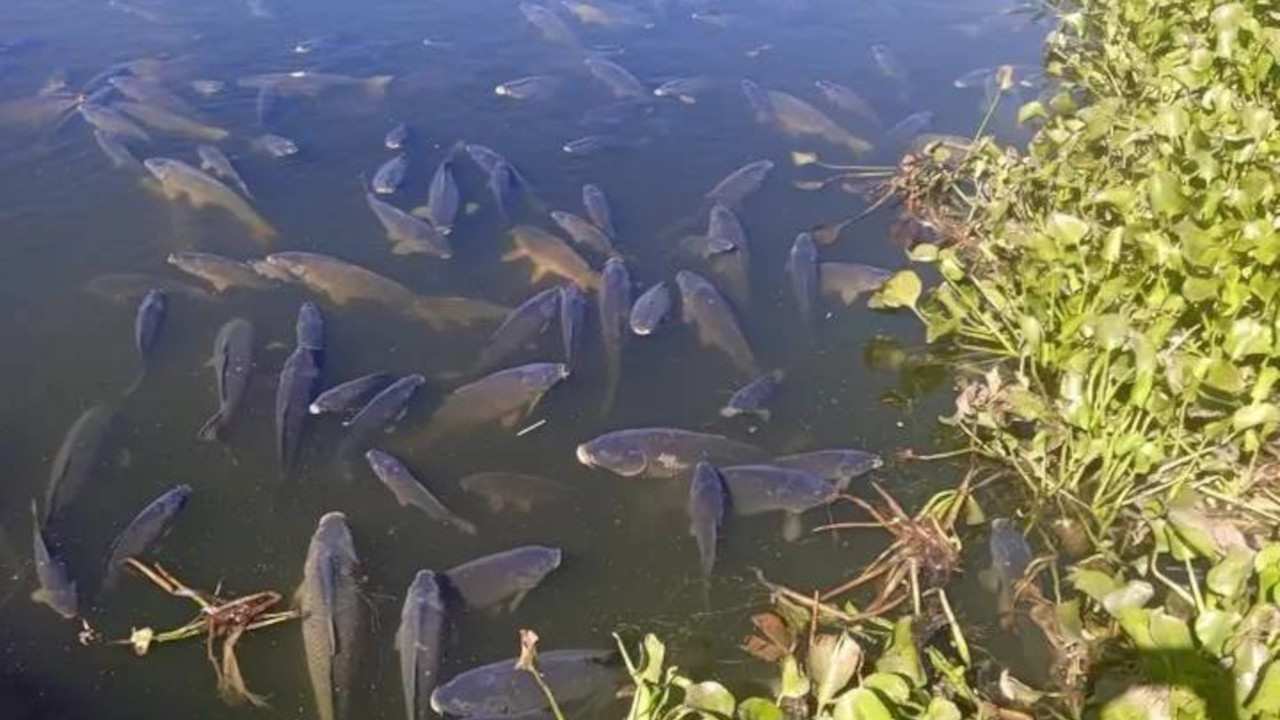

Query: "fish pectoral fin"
(499, 248), (527, 263)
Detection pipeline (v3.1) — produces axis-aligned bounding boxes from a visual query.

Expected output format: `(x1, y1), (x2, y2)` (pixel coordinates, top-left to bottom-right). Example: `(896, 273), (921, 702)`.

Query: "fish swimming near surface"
(772, 449), (883, 492)
(519, 2), (583, 49)
(577, 427), (764, 479)
(721, 370), (785, 421)
(366, 450), (477, 535)
(44, 405), (116, 524)
(30, 501), (77, 619)
(688, 462), (726, 577)
(551, 210), (616, 257)
(197, 318), (255, 441)
(298, 512), (367, 720)
(385, 122), (410, 150)
(719, 465), (836, 540)
(124, 288), (166, 396)
(197, 145), (252, 198)
(705, 159), (773, 208)
(415, 363), (570, 446)
(79, 103), (151, 142)
(558, 284), (587, 370)
(503, 226), (601, 290)
(253, 133), (300, 157)
(629, 281), (672, 336)
(814, 80), (882, 127)
(93, 130), (143, 170)
(276, 304), (324, 478)
(470, 287), (561, 375)
(397, 570), (446, 720)
(765, 90), (873, 155)
(372, 153), (409, 195)
(654, 76), (714, 104)
(115, 100), (229, 142)
(167, 252), (278, 293)
(819, 262), (892, 306)
(676, 271), (758, 377)
(310, 373), (395, 417)
(459, 472), (568, 514)
(581, 183), (616, 238)
(366, 186), (454, 258)
(494, 75), (563, 101)
(584, 57), (647, 98)
(422, 149), (461, 235)
(102, 484), (192, 591)
(787, 232), (819, 329)
(598, 257), (630, 416)
(143, 158), (277, 242)
(442, 545), (562, 612)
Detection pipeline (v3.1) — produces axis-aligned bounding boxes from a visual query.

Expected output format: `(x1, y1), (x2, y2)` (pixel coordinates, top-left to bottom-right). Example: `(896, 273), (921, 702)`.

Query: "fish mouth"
(575, 444), (595, 467)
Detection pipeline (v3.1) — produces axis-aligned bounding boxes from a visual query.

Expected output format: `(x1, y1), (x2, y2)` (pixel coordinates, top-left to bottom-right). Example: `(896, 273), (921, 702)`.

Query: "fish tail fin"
(365, 75), (395, 97)
(196, 412), (223, 442)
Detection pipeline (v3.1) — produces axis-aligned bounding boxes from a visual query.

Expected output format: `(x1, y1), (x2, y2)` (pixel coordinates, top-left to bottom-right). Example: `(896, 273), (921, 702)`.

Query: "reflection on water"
(0, 0), (1048, 718)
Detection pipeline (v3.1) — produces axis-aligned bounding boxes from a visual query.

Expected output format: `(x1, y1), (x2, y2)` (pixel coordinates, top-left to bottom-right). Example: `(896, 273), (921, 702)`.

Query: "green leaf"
(1046, 212), (1089, 245)
(832, 688), (893, 720)
(1102, 580), (1154, 617)
(1088, 314), (1129, 351)
(868, 270), (922, 311)
(1255, 544), (1280, 602)
(1070, 568), (1121, 602)
(1149, 171), (1186, 216)
(1017, 100), (1047, 124)
(1147, 610), (1193, 650)
(874, 617), (925, 688)
(1206, 547), (1254, 599)
(860, 673), (910, 704)
(640, 634), (666, 683)
(777, 655), (810, 701)
(1167, 508), (1225, 559)
(1226, 318), (1272, 360)
(908, 243), (939, 262)
(1241, 106), (1276, 140)
(1090, 187), (1136, 211)
(1204, 358), (1245, 395)
(1246, 660), (1280, 715)
(922, 698), (962, 720)
(1182, 276), (1220, 302)
(683, 681), (735, 718)
(1153, 104), (1190, 138)
(736, 698), (782, 720)
(1233, 402), (1280, 431)
(1194, 609), (1238, 656)
(807, 633), (862, 709)
(1100, 686), (1172, 720)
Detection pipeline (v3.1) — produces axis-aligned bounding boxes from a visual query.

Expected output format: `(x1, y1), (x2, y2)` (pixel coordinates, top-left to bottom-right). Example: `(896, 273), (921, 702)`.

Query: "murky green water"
(0, 0), (1048, 717)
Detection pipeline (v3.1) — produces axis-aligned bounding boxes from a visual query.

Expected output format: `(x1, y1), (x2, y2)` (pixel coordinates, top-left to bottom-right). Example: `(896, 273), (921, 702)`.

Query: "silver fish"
(585, 57), (646, 98)
(125, 289), (166, 396)
(562, 134), (648, 155)
(581, 183), (616, 238)
(372, 154), (409, 194)
(397, 570), (446, 720)
(343, 374), (425, 437)
(677, 270), (757, 377)
(197, 144), (252, 198)
(197, 318), (255, 441)
(654, 76), (713, 104)
(30, 502), (77, 619)
(598, 257), (630, 415)
(298, 512), (366, 720)
(551, 210), (616, 256)
(705, 159), (773, 208)
(276, 306), (324, 477)
(253, 133), (299, 157)
(688, 462), (726, 577)
(310, 373), (395, 416)
(443, 546), (561, 611)
(787, 232), (818, 326)
(720, 370), (784, 421)
(558, 284), (587, 370)
(102, 485), (192, 590)
(629, 282), (671, 336)
(366, 450), (476, 534)
(385, 122), (410, 150)
(576, 427), (764, 479)
(423, 150), (460, 235)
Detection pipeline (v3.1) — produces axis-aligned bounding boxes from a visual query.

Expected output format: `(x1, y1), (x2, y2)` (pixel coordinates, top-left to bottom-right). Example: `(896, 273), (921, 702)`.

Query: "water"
(0, 0), (1049, 717)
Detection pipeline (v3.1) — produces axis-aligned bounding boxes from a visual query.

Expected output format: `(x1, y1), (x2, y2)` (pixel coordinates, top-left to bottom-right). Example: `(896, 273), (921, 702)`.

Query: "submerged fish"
(886, 110), (934, 144)
(766, 90), (872, 155)
(190, 79), (225, 96)
(94, 130), (143, 170)
(102, 484), (192, 590)
(472, 287), (561, 374)
(495, 75), (562, 100)
(577, 427), (764, 479)
(551, 211), (616, 257)
(719, 465), (836, 515)
(44, 406), (115, 523)
(298, 512), (366, 720)
(167, 252), (277, 293)
(870, 43), (909, 85)
(366, 450), (477, 535)
(115, 100), (228, 142)
(580, 98), (654, 129)
(654, 76), (713, 104)
(276, 304), (324, 477)
(372, 154), (409, 195)
(397, 570), (446, 720)
(814, 80), (881, 127)
(385, 122), (410, 150)
(197, 318), (255, 441)
(30, 502), (77, 619)
(443, 545), (562, 612)
(688, 462), (726, 577)
(432, 649), (618, 718)
(310, 373), (395, 416)
(562, 0), (654, 28)
(721, 370), (784, 421)
(125, 288), (166, 394)
(629, 282), (672, 336)
(423, 151), (460, 235)
(772, 449), (883, 491)
(787, 232), (818, 327)
(488, 161), (520, 220)
(238, 71), (393, 98)
(581, 183), (616, 238)
(343, 374), (426, 442)
(819, 262), (892, 305)
(416, 363), (570, 445)
(108, 76), (194, 114)
(84, 273), (214, 305)
(705, 159), (773, 208)
(197, 145), (252, 198)
(367, 190), (453, 258)
(143, 158), (277, 242)
(503, 226), (601, 290)
(677, 271), (758, 377)
(598, 257), (630, 415)
(253, 133), (299, 157)
(79, 103), (150, 142)
(563, 134), (649, 155)
(702, 204), (751, 308)
(740, 79), (776, 125)
(459, 472), (568, 513)
(519, 2), (583, 49)
(558, 284), (587, 370)
(585, 57), (646, 98)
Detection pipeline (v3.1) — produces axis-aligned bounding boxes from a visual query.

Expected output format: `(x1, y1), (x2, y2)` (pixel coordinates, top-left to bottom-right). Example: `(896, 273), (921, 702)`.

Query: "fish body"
(44, 406), (115, 523)
(344, 374), (426, 436)
(886, 111), (934, 144)
(788, 232), (818, 326)
(424, 153), (460, 235)
(443, 546), (561, 611)
(495, 76), (562, 100)
(296, 301), (325, 352)
(197, 145), (252, 197)
(397, 570), (446, 720)
(366, 450), (476, 534)
(367, 192), (453, 258)
(93, 130), (142, 170)
(576, 428), (764, 478)
(819, 262), (891, 305)
(385, 122), (410, 149)
(688, 462), (726, 576)
(238, 71), (393, 98)
(598, 257), (630, 415)
(167, 252), (275, 293)
(654, 76), (712, 104)
(472, 287), (561, 374)
(128, 289), (167, 393)
(253, 133), (299, 157)
(298, 512), (366, 720)
(676, 271), (757, 377)
(629, 282), (671, 336)
(488, 161), (520, 220)
(563, 134), (648, 155)
(562, 0), (653, 28)
(102, 484), (192, 590)
(464, 143), (506, 175)
(115, 100), (228, 141)
(551, 211), (616, 257)
(705, 159), (773, 208)
(503, 226), (600, 289)
(766, 90), (872, 155)
(190, 79), (225, 96)
(558, 284), (587, 369)
(581, 184), (616, 238)
(772, 450), (883, 492)
(585, 57), (646, 98)
(372, 154), (409, 194)
(721, 370), (784, 421)
(431, 650), (617, 718)
(459, 472), (567, 513)
(519, 2), (583, 48)
(311, 373), (395, 416)
(276, 345), (321, 477)
(417, 363), (570, 444)
(702, 204), (751, 307)
(79, 103), (150, 142)
(30, 502), (77, 619)
(197, 318), (254, 441)
(580, 98), (653, 129)
(740, 79), (775, 125)
(143, 158), (277, 242)
(814, 80), (881, 127)
(719, 465), (835, 515)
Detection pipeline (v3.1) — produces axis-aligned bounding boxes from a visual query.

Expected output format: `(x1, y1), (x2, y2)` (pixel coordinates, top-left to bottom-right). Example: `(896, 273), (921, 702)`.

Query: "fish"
(197, 145), (252, 198)
(629, 282), (671, 336)
(581, 184), (616, 238)
(423, 151), (460, 235)
(190, 79), (225, 96)
(416, 363), (570, 445)
(253, 133), (299, 157)
(0, 93), (79, 129)
(471, 287), (561, 374)
(765, 90), (872, 155)
(167, 252), (277, 293)
(124, 289), (166, 396)
(115, 100), (228, 142)
(298, 512), (366, 720)
(503, 226), (601, 290)
(276, 312), (324, 478)
(238, 71), (393, 98)
(197, 318), (255, 441)
(30, 502), (77, 619)
(519, 3), (583, 49)
(245, 0), (274, 18)
(431, 649), (618, 718)
(676, 270), (758, 377)
(558, 284), (587, 370)
(310, 373), (395, 416)
(93, 130), (143, 170)
(870, 43), (909, 85)
(772, 449), (883, 492)
(721, 370), (784, 421)
(44, 406), (116, 524)
(296, 300), (325, 352)
(366, 450), (477, 534)
(703, 204), (751, 308)
(464, 143), (506, 175)
(342, 374), (425, 438)
(787, 232), (818, 327)
(886, 110), (934, 144)
(576, 428), (764, 479)
(740, 79), (775, 125)
(719, 465), (835, 539)
(989, 518), (1033, 589)
(814, 80), (881, 127)
(262, 253), (508, 330)
(563, 134), (649, 155)
(292, 33), (355, 54)
(819, 262), (892, 305)
(84, 273), (214, 304)
(654, 76), (713, 104)
(488, 161), (520, 221)
(143, 158), (277, 242)
(585, 57), (647, 98)
(551, 211), (616, 257)
(705, 159), (773, 208)
(102, 484), (192, 590)
(372, 154), (409, 195)
(78, 103), (150, 142)
(255, 86), (277, 126)
(459, 472), (568, 513)
(688, 462), (726, 577)
(367, 190), (454, 258)
(397, 570), (446, 720)
(443, 546), (561, 611)
(385, 122), (410, 150)
(562, 0), (654, 28)
(598, 257), (630, 415)
(810, 218), (855, 247)
(494, 76), (562, 100)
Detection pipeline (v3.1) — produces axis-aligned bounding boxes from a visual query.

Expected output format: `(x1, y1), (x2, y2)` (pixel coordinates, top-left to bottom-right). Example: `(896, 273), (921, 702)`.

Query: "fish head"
(576, 436), (647, 476)
(364, 449), (395, 475)
(142, 157), (173, 181)
(522, 363), (571, 391)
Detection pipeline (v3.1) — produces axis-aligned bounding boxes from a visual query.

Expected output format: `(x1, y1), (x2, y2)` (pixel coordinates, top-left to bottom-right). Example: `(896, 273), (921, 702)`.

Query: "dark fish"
(30, 501), (77, 619)
(551, 211), (616, 256)
(298, 512), (366, 720)
(296, 300), (325, 353)
(772, 449), (883, 491)
(372, 154), (409, 194)
(676, 271), (757, 377)
(585, 57), (646, 98)
(197, 144), (253, 198)
(344, 374), (426, 435)
(598, 257), (630, 415)
(989, 518), (1033, 588)
(495, 75), (562, 100)
(397, 570), (446, 720)
(367, 189), (454, 258)
(102, 484), (192, 590)
(819, 262), (892, 305)
(424, 151), (460, 235)
(705, 159), (773, 208)
(277, 305), (324, 477)
(814, 80), (881, 127)
(465, 143), (506, 175)
(459, 472), (568, 513)
(431, 649), (618, 718)
(443, 545), (561, 611)
(125, 289), (167, 395)
(197, 318), (255, 441)
(563, 134), (649, 155)
(688, 462), (726, 577)
(255, 86), (276, 126)
(366, 450), (476, 535)
(44, 406), (115, 524)
(788, 232), (818, 327)
(629, 282), (671, 336)
(740, 79), (775, 125)
(576, 428), (764, 479)
(719, 465), (836, 515)
(416, 363), (570, 445)
(581, 184), (616, 238)
(519, 2), (583, 49)
(721, 370), (784, 421)
(558, 284), (587, 370)
(766, 90), (873, 155)
(472, 288), (561, 374)
(886, 110), (934, 144)
(310, 373), (396, 416)
(385, 122), (410, 150)
(488, 161), (519, 221)
(702, 204), (751, 307)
